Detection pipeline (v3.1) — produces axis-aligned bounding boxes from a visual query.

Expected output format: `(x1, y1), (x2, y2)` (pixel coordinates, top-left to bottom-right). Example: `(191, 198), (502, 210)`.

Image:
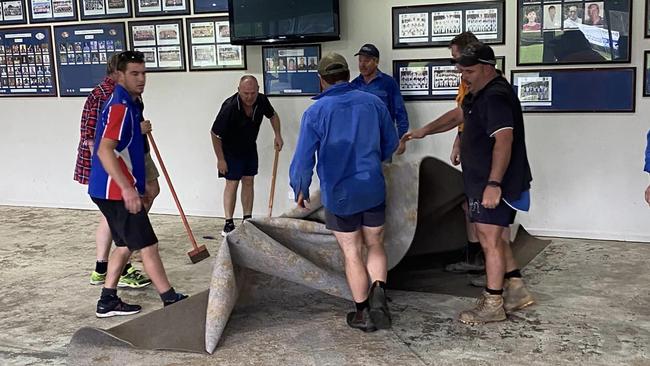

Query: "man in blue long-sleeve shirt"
(350, 43), (409, 138)
(290, 52), (399, 333)
(645, 130), (650, 205)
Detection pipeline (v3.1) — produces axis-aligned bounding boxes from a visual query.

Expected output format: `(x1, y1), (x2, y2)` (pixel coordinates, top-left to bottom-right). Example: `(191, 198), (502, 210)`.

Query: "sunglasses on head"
(118, 51), (145, 62)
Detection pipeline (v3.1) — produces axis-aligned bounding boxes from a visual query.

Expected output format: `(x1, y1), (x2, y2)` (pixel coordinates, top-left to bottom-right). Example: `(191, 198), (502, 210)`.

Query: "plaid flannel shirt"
(73, 77), (116, 184)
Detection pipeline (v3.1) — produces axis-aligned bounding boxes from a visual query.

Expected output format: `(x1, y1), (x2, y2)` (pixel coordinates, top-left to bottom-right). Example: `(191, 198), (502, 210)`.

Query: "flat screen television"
(228, 0), (340, 45)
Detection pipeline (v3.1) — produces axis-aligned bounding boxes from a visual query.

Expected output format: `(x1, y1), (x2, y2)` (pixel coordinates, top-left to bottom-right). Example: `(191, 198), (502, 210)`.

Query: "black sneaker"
(163, 293), (189, 307)
(346, 308), (377, 332)
(221, 221), (235, 237)
(368, 282), (392, 329)
(96, 297), (142, 318)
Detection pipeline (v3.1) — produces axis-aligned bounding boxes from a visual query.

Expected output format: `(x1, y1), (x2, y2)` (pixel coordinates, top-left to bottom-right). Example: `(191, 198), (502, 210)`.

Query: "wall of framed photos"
(2, 0), (650, 242)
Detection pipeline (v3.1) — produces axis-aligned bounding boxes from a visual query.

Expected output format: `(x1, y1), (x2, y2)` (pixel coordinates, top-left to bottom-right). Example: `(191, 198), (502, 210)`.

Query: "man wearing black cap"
(399, 42), (534, 325)
(350, 43), (409, 138)
(290, 52), (399, 332)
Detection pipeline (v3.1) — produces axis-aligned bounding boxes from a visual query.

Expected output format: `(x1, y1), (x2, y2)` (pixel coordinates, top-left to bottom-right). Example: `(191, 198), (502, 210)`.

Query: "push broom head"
(188, 245), (210, 264)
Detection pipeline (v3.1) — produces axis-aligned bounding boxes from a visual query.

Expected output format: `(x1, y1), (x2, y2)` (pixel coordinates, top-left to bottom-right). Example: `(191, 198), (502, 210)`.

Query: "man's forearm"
(488, 134), (512, 183)
(211, 133), (225, 161)
(271, 114), (282, 137)
(422, 107), (463, 136)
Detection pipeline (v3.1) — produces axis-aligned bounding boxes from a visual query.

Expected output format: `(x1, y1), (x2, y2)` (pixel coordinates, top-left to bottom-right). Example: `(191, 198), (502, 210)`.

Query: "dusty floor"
(1, 206), (649, 365)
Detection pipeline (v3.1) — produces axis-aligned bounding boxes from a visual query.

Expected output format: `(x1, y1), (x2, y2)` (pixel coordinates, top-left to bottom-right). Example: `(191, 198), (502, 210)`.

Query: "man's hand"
(645, 184), (650, 206)
(450, 142), (461, 166)
(396, 138), (407, 155)
(274, 135), (284, 151)
(87, 139), (95, 157)
(140, 120), (152, 135)
(122, 187), (143, 214)
(217, 160), (228, 175)
(481, 186), (501, 209)
(297, 191), (310, 209)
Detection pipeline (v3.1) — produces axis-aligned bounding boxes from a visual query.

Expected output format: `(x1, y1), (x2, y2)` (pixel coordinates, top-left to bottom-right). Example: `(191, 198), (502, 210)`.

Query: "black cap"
(354, 43), (380, 58)
(452, 43), (496, 67)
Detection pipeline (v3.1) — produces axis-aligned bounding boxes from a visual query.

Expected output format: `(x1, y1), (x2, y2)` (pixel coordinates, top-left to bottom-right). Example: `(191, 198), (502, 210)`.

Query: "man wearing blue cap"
(351, 43), (409, 138)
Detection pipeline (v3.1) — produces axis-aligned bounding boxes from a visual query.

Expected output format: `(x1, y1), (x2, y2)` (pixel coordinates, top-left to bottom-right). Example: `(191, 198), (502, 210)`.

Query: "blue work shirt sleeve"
(289, 112), (320, 201)
(389, 78), (409, 138)
(379, 104), (399, 162)
(645, 129), (650, 173)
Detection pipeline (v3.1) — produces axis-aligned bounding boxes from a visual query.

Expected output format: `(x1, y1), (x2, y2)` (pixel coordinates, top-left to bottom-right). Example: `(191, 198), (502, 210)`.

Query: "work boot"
(346, 308), (377, 332)
(503, 278), (535, 313)
(458, 291), (506, 325)
(368, 281), (392, 329)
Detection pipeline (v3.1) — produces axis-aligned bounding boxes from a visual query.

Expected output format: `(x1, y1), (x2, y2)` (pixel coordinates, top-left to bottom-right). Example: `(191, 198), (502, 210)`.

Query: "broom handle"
(147, 132), (199, 250)
(268, 149), (280, 217)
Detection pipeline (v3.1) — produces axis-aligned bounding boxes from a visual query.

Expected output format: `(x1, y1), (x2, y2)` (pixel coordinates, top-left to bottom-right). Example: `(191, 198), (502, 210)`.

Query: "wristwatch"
(487, 180), (501, 187)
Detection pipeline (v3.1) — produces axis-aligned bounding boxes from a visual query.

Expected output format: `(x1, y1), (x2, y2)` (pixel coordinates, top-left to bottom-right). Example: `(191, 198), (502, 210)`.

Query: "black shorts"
(325, 202), (386, 233)
(467, 197), (516, 227)
(219, 151), (258, 180)
(91, 198), (158, 251)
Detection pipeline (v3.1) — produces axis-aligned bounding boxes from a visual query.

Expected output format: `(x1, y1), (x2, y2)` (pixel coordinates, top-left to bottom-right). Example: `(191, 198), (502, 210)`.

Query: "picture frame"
(54, 23), (126, 97)
(0, 0), (28, 25)
(644, 51), (650, 97)
(510, 67), (635, 113)
(134, 0), (189, 18)
(646, 0), (650, 38)
(0, 26), (57, 97)
(186, 16), (246, 71)
(27, 0), (78, 23)
(516, 0), (632, 65)
(262, 44), (321, 97)
(392, 1), (505, 49)
(128, 19), (186, 72)
(78, 0), (131, 20)
(192, 0), (227, 14)
(392, 56), (505, 101)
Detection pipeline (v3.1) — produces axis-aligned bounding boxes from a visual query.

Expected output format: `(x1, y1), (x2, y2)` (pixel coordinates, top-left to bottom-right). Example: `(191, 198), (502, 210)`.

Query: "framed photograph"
(193, 0), (226, 14)
(0, 0), (27, 25)
(510, 67), (635, 112)
(643, 51), (650, 97)
(78, 0), (131, 20)
(54, 23), (126, 97)
(186, 16), (246, 71)
(128, 19), (185, 72)
(134, 0), (188, 17)
(646, 0), (650, 38)
(517, 0), (631, 65)
(392, 56), (505, 101)
(0, 26), (57, 97)
(262, 44), (320, 96)
(27, 0), (77, 23)
(392, 1), (505, 48)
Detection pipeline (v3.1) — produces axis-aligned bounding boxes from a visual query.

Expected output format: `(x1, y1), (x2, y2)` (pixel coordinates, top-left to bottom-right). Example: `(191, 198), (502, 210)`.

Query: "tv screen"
(228, 0), (340, 44)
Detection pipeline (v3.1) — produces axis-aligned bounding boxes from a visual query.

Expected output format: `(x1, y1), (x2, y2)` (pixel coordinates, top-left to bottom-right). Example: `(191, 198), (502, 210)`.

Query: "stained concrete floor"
(1, 205), (649, 365)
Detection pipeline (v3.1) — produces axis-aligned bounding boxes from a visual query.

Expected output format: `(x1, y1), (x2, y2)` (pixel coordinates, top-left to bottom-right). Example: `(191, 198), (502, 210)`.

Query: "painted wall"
(1, 0), (649, 241)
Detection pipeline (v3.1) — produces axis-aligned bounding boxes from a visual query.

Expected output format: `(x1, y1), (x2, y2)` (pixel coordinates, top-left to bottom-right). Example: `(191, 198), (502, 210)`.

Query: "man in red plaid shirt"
(74, 53), (153, 289)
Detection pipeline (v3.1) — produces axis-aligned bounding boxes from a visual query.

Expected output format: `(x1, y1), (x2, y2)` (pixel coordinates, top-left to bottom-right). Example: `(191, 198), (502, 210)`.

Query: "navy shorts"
(325, 202), (386, 233)
(467, 198), (516, 227)
(92, 198), (158, 251)
(219, 151), (258, 180)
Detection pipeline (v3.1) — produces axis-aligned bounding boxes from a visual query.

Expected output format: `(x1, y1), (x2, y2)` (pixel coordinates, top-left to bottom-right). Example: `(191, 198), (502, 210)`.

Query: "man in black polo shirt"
(399, 43), (534, 324)
(211, 75), (283, 235)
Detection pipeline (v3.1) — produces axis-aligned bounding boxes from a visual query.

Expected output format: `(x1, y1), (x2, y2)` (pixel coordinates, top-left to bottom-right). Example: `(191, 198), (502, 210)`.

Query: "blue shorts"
(219, 151), (258, 180)
(325, 202), (386, 233)
(467, 198), (516, 227)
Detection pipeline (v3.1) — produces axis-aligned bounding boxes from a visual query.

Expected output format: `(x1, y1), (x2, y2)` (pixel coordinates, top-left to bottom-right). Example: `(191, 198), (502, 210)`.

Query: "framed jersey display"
(134, 0), (189, 18)
(192, 0), (226, 14)
(27, 0), (78, 23)
(517, 0), (631, 65)
(0, 0), (27, 25)
(511, 67), (635, 112)
(78, 0), (131, 20)
(0, 26), (57, 97)
(393, 56), (504, 101)
(262, 44), (320, 96)
(54, 23), (126, 97)
(186, 16), (246, 71)
(128, 18), (186, 72)
(392, 1), (505, 49)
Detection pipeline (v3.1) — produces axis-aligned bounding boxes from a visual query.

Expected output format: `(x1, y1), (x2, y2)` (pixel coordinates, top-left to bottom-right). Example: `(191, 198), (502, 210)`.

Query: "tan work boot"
(503, 278), (535, 313)
(458, 291), (506, 325)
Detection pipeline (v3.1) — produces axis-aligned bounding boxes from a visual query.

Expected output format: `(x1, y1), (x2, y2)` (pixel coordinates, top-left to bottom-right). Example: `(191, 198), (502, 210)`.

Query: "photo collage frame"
(0, 0), (27, 25)
(186, 16), (245, 71)
(262, 44), (320, 96)
(129, 18), (185, 72)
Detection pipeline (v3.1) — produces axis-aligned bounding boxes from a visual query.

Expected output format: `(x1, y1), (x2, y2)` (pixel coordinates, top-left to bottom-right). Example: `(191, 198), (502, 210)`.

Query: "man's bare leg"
(96, 215), (112, 262)
(333, 230), (369, 302)
(240, 175), (254, 218)
(361, 225), (386, 283)
(224, 179), (239, 219)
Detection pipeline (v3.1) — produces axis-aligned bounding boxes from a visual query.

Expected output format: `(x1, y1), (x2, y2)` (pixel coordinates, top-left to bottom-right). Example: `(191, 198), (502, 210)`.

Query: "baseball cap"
(318, 52), (349, 76)
(452, 43), (496, 67)
(354, 43), (380, 58)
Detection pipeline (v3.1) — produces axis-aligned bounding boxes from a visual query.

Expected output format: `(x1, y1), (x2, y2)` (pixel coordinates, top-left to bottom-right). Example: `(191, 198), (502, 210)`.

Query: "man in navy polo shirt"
(211, 75), (283, 236)
(290, 52), (399, 332)
(350, 43), (409, 138)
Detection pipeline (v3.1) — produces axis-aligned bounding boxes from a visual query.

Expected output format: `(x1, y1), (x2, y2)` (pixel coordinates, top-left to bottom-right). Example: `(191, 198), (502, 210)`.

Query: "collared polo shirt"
(351, 70), (409, 137)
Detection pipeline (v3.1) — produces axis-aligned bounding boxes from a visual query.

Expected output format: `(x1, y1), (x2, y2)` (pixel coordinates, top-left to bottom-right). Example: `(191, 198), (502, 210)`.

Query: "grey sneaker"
(458, 291), (507, 325)
(503, 278), (535, 313)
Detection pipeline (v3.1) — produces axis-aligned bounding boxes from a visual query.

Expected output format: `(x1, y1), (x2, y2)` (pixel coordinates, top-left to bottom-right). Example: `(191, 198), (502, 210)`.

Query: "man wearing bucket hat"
(290, 52), (399, 332)
(351, 43), (409, 138)
(400, 42), (534, 324)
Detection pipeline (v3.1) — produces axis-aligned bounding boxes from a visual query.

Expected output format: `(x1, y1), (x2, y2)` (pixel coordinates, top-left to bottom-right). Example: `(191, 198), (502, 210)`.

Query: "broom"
(268, 149), (280, 217)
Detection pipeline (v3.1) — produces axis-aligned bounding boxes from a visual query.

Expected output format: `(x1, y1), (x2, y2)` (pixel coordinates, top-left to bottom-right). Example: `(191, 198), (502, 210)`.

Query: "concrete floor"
(1, 206), (649, 365)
